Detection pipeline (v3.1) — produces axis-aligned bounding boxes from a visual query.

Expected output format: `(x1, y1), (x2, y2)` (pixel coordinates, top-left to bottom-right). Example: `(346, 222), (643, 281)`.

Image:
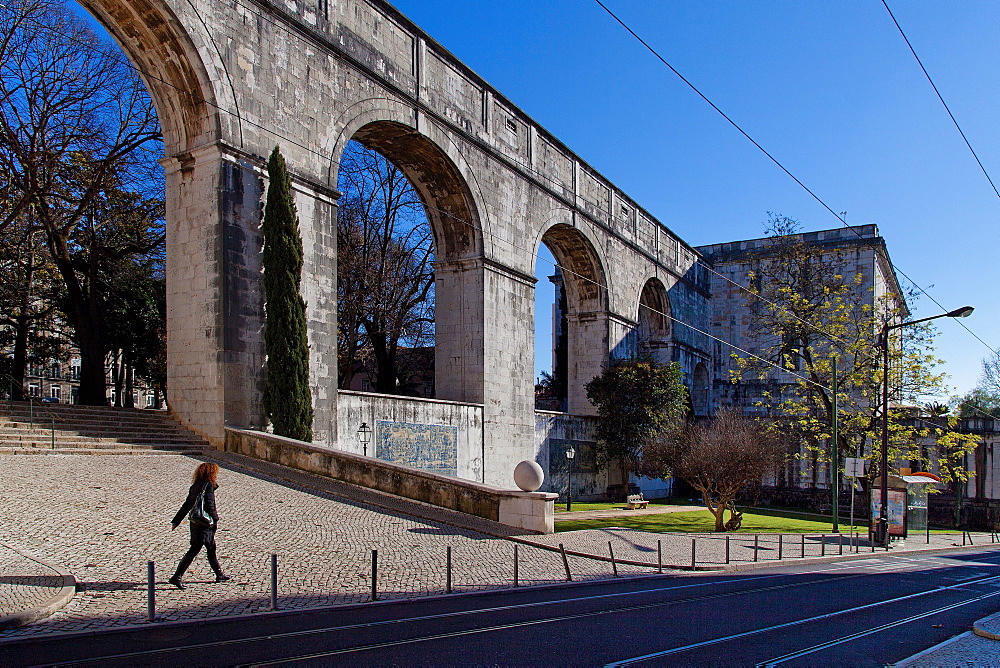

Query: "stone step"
(0, 446), (205, 455)
(0, 402), (209, 453)
(1, 409), (175, 425)
(0, 424), (194, 437)
(0, 426), (206, 440)
(0, 435), (208, 448)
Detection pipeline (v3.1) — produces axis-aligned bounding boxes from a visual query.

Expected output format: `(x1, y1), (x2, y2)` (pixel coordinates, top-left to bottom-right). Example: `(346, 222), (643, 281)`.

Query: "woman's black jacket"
(172, 479), (219, 527)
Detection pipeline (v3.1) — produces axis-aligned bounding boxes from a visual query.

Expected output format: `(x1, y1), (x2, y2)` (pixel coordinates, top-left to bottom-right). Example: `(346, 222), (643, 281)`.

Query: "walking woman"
(169, 462), (230, 589)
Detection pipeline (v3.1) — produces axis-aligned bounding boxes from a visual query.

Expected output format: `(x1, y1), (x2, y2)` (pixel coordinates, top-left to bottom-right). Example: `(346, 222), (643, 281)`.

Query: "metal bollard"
(371, 550), (378, 601)
(50, 417), (55, 449)
(657, 540), (662, 574)
(821, 534), (826, 557)
(801, 534), (805, 558)
(513, 544), (519, 587)
(147, 561), (155, 622)
(446, 546), (452, 593)
(270, 554), (278, 610)
(778, 534), (783, 560)
(559, 543), (572, 582)
(725, 535), (730, 564)
(754, 535), (759, 562)
(609, 542), (618, 577)
(691, 539), (696, 570)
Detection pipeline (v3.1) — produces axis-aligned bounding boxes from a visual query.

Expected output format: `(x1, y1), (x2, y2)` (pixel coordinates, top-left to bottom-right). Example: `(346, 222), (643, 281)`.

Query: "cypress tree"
(262, 146), (313, 441)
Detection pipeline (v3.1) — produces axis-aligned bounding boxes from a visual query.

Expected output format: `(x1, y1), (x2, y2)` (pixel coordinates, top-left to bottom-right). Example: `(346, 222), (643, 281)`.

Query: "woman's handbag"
(188, 485), (213, 527)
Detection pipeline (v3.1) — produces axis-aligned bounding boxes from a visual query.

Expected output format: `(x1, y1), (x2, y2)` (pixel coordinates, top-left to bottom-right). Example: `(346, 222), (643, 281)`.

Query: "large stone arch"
(77, 0), (240, 152)
(331, 114), (490, 406)
(76, 0), (259, 444)
(535, 221), (609, 414)
(335, 119), (484, 262)
(637, 277), (672, 364)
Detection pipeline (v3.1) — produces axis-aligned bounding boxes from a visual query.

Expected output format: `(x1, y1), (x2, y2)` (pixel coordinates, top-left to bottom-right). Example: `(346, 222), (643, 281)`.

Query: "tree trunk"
(46, 233), (108, 405)
(123, 361), (134, 408)
(10, 313), (29, 401)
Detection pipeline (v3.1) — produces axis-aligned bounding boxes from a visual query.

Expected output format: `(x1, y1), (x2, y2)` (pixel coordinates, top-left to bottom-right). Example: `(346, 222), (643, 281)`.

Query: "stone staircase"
(0, 401), (210, 454)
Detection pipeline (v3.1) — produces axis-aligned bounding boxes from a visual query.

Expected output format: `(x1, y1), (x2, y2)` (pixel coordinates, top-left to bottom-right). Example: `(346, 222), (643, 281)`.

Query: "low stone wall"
(225, 428), (557, 533)
(337, 390), (484, 483)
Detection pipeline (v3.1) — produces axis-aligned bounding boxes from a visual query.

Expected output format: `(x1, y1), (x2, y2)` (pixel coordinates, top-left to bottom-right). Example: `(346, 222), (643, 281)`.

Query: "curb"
(0, 543), (76, 631)
(974, 611), (1000, 641)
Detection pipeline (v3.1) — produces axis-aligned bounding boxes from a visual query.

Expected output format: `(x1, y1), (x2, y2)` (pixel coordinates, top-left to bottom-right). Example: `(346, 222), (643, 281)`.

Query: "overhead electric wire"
(881, 0), (1000, 201)
(18, 1), (999, 422)
(594, 0), (1000, 361)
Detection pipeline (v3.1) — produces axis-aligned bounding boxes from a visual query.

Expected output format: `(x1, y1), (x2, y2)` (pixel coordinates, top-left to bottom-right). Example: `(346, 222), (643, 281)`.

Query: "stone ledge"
(225, 428), (557, 533)
(0, 543), (76, 631)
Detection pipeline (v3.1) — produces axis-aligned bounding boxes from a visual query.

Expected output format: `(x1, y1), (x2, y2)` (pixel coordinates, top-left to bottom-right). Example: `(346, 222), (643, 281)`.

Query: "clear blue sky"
(72, 1), (999, 400)
(385, 0), (1000, 400)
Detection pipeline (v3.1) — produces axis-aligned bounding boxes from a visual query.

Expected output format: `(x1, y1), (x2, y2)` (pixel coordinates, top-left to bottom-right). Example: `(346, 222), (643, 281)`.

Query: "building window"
(49, 363), (61, 379)
(28, 384), (40, 398)
(50, 385), (61, 400)
(145, 392), (156, 408)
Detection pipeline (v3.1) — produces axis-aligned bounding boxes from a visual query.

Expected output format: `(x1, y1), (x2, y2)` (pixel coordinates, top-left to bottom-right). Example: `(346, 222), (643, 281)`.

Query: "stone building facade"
(696, 224), (903, 416)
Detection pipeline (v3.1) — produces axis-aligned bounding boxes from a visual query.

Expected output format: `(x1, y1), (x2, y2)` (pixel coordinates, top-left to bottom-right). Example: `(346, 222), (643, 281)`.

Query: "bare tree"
(0, 0), (163, 404)
(336, 141), (434, 394)
(641, 410), (788, 532)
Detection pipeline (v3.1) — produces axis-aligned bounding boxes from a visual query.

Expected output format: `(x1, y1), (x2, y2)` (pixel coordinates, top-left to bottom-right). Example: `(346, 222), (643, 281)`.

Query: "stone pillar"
(433, 258), (485, 404)
(162, 146), (219, 442)
(482, 261), (536, 488)
(565, 310), (609, 416)
(163, 144), (338, 447)
(293, 180), (339, 446)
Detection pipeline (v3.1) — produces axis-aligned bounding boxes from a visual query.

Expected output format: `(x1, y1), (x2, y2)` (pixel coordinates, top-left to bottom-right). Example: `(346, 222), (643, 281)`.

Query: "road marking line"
(756, 590), (1000, 667)
(602, 573), (1000, 667)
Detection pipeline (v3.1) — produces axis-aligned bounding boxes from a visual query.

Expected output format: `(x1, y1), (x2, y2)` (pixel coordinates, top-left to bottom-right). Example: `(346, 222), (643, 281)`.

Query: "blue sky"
(384, 0), (1000, 399)
(71, 1), (999, 399)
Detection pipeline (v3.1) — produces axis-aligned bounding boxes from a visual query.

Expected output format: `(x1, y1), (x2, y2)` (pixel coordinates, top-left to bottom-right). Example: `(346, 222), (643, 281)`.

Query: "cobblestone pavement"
(0, 544), (64, 620)
(2, 452), (997, 641)
(0, 453), (677, 639)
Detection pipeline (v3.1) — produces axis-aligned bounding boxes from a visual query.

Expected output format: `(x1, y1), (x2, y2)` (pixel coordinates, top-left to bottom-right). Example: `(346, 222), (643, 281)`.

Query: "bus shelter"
(871, 472), (940, 539)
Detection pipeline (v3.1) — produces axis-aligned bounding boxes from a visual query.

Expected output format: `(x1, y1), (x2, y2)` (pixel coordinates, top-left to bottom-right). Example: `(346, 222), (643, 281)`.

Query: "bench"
(626, 494), (649, 510)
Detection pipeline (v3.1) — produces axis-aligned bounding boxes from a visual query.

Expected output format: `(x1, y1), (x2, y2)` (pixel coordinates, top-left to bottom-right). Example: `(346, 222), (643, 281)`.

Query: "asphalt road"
(4, 545), (1000, 667)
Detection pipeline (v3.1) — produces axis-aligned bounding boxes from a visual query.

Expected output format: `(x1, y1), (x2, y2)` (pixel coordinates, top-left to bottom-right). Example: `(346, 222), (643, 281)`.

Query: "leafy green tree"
(732, 214), (978, 493)
(262, 146), (312, 441)
(584, 356), (688, 499)
(640, 409), (788, 531)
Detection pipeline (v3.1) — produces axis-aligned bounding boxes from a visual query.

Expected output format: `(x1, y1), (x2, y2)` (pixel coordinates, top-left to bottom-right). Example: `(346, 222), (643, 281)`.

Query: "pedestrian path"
(1, 451), (998, 642)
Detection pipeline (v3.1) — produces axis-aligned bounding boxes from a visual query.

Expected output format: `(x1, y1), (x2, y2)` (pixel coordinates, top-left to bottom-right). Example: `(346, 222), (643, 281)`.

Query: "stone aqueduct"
(79, 0), (711, 486)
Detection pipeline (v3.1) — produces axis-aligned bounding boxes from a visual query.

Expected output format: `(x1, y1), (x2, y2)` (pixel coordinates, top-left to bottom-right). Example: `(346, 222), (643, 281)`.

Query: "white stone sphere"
(513, 460), (544, 492)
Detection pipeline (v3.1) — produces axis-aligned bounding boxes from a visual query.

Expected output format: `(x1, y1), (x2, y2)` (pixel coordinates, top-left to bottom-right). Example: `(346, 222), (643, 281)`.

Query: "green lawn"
(554, 501), (956, 535)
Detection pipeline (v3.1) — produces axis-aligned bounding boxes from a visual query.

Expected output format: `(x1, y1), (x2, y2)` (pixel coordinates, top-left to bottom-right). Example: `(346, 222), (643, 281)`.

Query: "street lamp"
(357, 422), (372, 457)
(874, 305), (973, 547)
(566, 446), (576, 512)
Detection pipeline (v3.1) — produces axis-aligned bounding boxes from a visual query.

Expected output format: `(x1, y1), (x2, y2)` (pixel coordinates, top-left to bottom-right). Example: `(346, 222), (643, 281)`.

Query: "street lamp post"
(874, 305), (973, 547)
(357, 422), (372, 457)
(566, 446), (576, 512)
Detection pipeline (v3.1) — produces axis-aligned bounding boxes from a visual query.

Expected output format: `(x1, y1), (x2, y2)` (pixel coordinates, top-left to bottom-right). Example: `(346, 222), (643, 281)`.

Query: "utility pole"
(832, 357), (839, 533)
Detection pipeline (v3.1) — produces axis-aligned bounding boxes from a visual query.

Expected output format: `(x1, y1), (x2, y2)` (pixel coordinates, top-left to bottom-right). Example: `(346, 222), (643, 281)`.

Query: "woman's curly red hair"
(192, 462), (219, 484)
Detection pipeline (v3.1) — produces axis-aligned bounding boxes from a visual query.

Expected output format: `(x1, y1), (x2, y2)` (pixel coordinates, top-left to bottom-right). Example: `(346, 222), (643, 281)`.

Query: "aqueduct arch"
(637, 277), (672, 364)
(537, 223), (609, 415)
(74, 0), (711, 486)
